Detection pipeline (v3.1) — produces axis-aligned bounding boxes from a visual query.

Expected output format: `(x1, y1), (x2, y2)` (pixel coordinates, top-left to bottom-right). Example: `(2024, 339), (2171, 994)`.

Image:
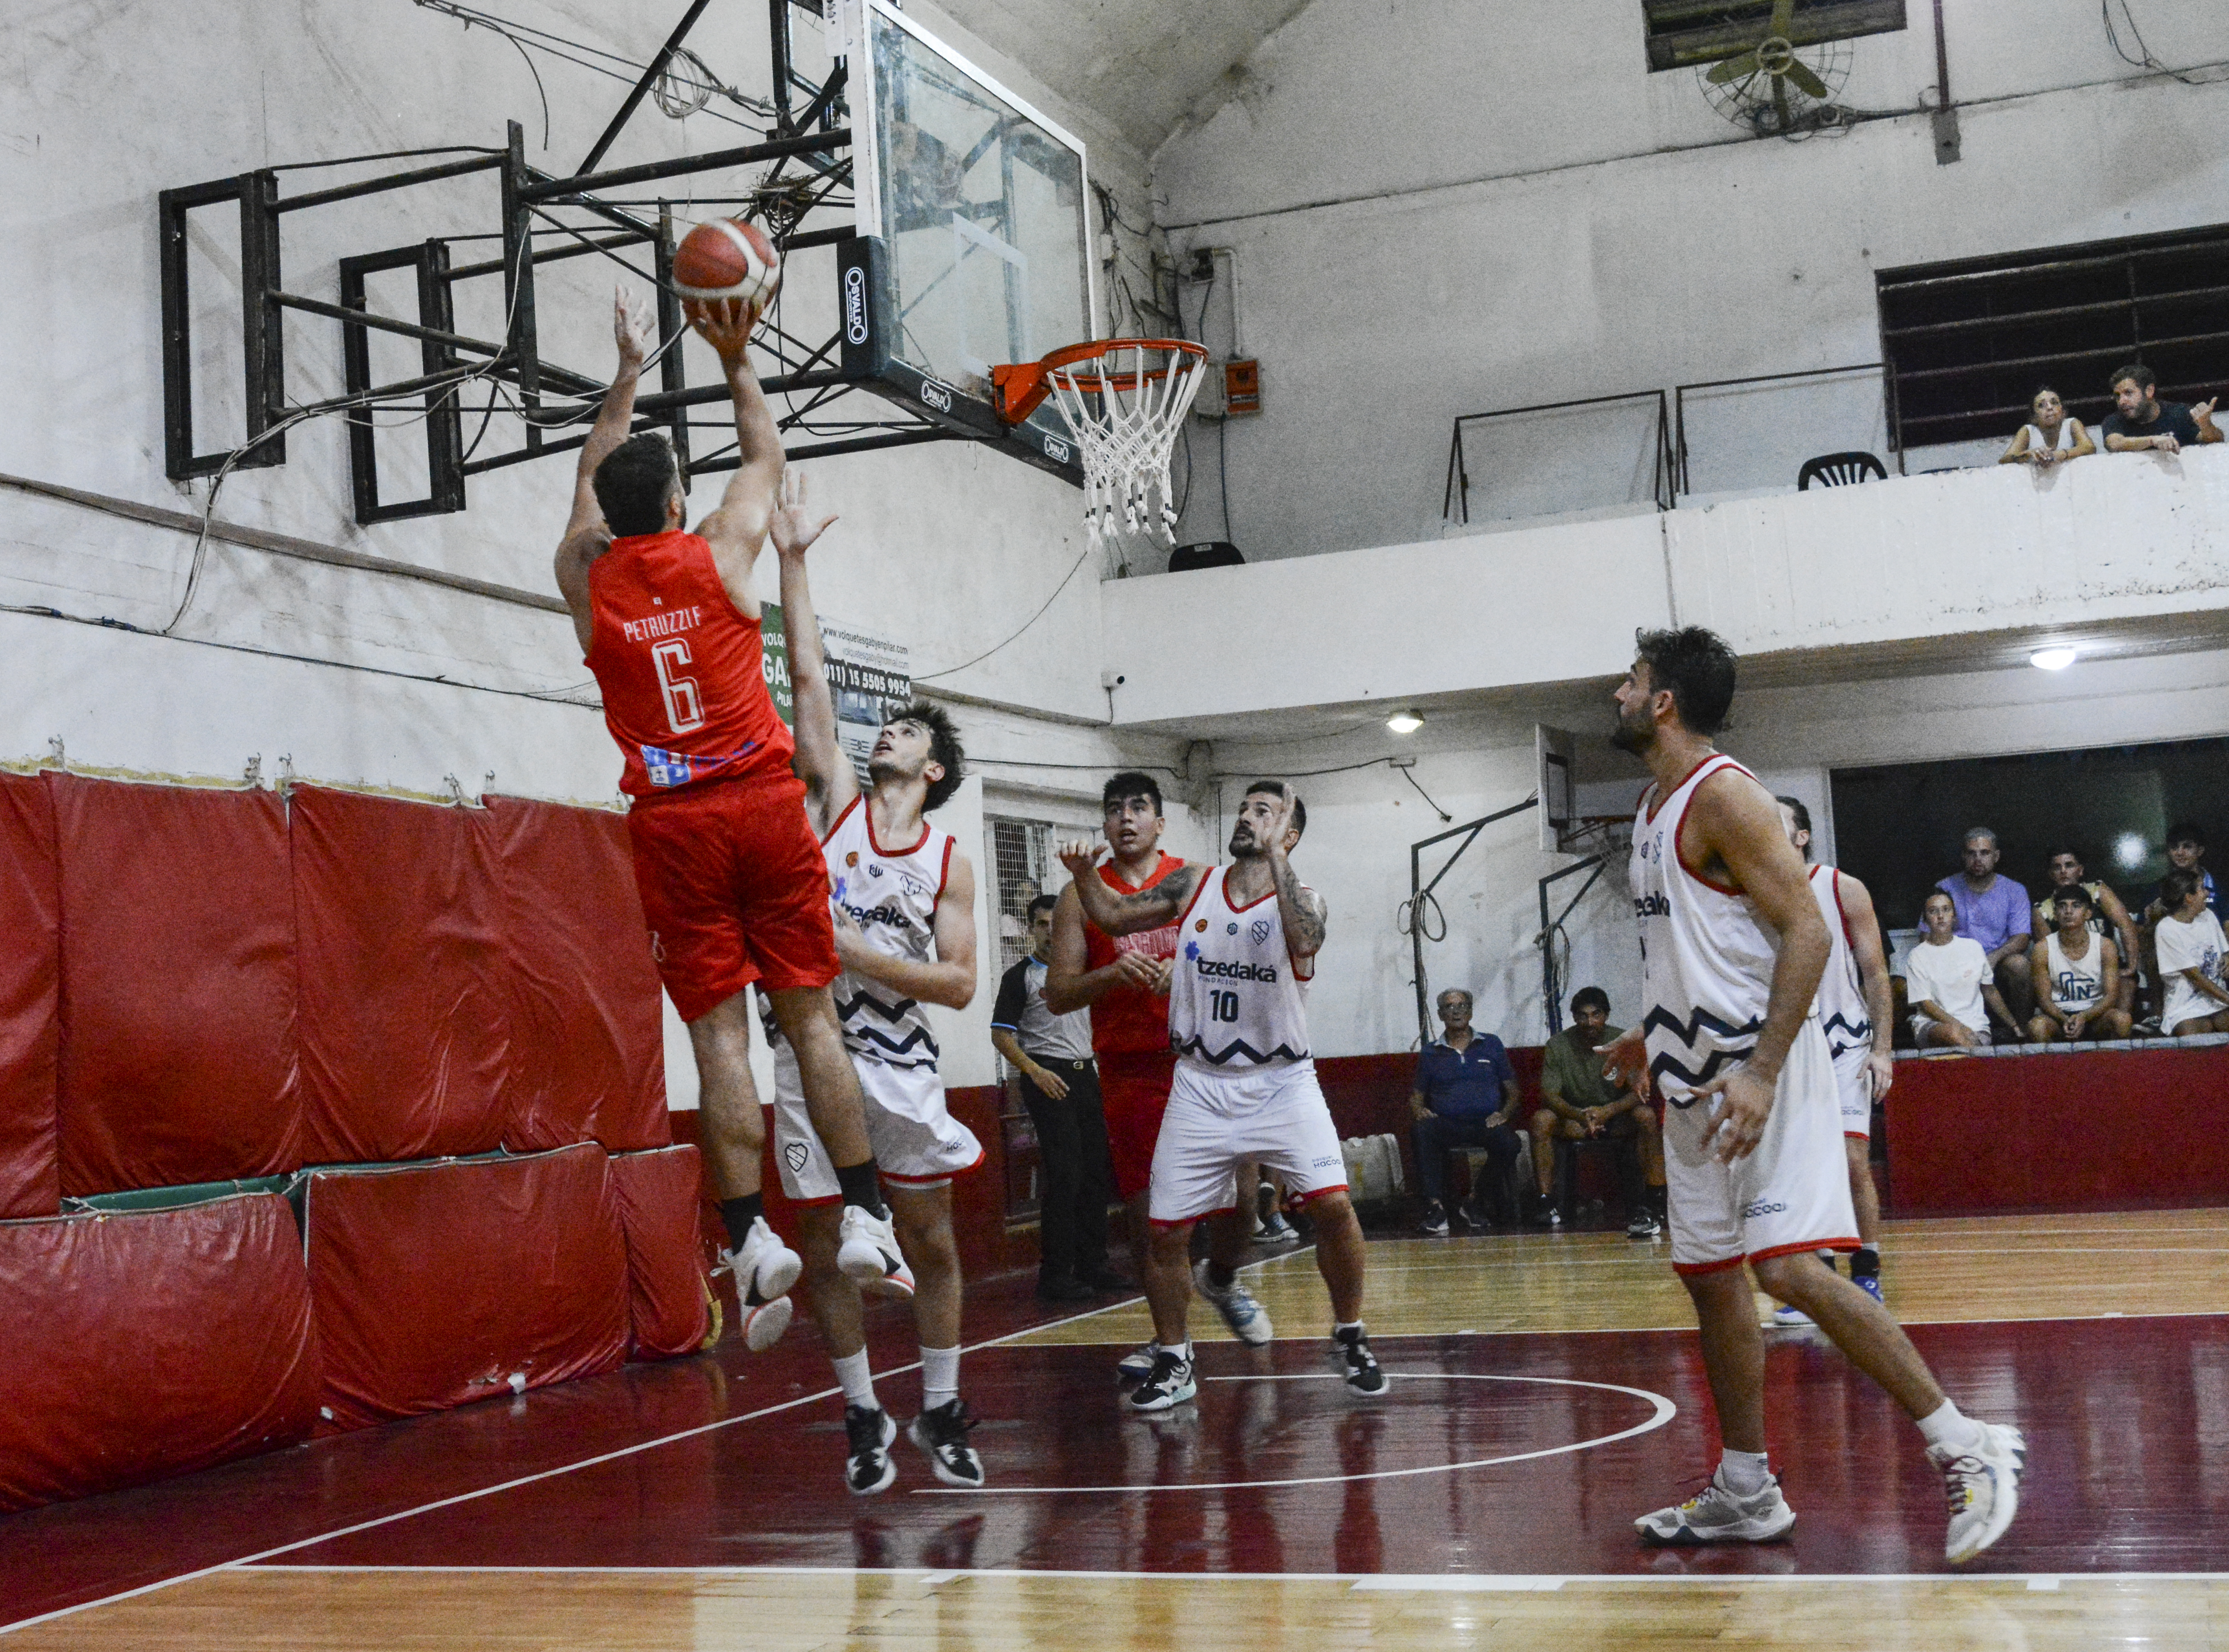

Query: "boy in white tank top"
(1061, 782), (1386, 1411)
(1603, 628), (2026, 1565)
(2025, 885), (2132, 1043)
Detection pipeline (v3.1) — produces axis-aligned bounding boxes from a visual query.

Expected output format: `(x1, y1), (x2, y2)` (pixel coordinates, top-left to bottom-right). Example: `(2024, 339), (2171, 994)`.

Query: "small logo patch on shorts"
(1742, 1198), (1787, 1219)
(1312, 1155), (1340, 1168)
(784, 1142), (810, 1173)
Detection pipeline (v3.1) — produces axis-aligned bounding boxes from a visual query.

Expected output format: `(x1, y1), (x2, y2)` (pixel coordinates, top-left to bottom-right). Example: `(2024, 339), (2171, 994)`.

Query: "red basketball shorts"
(1099, 1049), (1178, 1201)
(624, 771), (839, 1022)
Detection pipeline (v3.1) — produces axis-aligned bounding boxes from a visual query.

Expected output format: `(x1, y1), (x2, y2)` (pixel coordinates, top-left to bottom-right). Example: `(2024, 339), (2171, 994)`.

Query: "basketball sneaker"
(1193, 1260), (1273, 1345)
(1116, 1341), (1163, 1385)
(844, 1404), (897, 1495)
(1332, 1325), (1386, 1396)
(908, 1398), (985, 1489)
(838, 1204), (914, 1298)
(1769, 1302), (1812, 1328)
(1626, 1210), (1663, 1239)
(1419, 1199), (1450, 1236)
(720, 1217), (802, 1352)
(1932, 1421), (2027, 1564)
(1127, 1346), (1197, 1412)
(1635, 1468), (1796, 1545)
(1854, 1272), (1885, 1305)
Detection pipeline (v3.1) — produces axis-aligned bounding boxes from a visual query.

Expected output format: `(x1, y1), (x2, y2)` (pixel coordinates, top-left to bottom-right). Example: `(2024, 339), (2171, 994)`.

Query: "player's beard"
(1226, 825), (1261, 859)
(867, 752), (917, 791)
(1609, 699), (1656, 755)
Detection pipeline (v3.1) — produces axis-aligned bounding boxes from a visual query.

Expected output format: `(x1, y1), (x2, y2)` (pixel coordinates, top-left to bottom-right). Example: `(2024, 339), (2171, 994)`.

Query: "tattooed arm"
(1056, 841), (1202, 937)
(1252, 789), (1327, 959)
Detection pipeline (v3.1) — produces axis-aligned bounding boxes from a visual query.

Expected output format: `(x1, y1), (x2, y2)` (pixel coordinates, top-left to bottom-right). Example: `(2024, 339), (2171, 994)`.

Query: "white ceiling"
(928, 0), (1315, 163)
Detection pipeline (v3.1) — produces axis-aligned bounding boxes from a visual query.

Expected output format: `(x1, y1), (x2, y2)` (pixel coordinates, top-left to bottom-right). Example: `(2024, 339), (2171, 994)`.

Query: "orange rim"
(990, 338), (1208, 424)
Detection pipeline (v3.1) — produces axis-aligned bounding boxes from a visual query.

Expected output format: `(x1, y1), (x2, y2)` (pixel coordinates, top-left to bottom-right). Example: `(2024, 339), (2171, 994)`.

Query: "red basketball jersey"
(585, 531), (794, 798)
(1083, 852), (1186, 1056)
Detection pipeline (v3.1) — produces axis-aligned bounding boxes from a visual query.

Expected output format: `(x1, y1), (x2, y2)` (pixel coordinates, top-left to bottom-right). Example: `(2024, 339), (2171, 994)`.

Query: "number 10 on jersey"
(1209, 989), (1240, 1022)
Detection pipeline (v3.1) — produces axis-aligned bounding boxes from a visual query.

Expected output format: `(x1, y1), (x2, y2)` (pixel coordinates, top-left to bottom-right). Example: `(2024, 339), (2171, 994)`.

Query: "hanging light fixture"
(1386, 709), (1424, 734)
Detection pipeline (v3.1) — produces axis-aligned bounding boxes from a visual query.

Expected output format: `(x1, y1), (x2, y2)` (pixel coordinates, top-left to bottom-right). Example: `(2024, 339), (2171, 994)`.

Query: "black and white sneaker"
(1116, 1341), (1162, 1385)
(1419, 1199), (1450, 1236)
(1626, 1209), (1663, 1239)
(908, 1398), (985, 1488)
(1126, 1346), (1198, 1412)
(1333, 1324), (1387, 1396)
(838, 1205), (915, 1298)
(844, 1404), (897, 1495)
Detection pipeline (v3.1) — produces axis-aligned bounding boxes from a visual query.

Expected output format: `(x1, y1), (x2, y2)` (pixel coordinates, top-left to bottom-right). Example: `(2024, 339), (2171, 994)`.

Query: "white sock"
(920, 1344), (961, 1411)
(1718, 1447), (1771, 1497)
(832, 1349), (877, 1411)
(1334, 1320), (1365, 1338)
(1916, 1398), (1985, 1453)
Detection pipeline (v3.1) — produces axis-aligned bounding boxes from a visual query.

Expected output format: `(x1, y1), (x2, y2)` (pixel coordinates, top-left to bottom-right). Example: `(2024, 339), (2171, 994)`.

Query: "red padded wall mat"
(0, 1193), (317, 1511)
(305, 1145), (629, 1431)
(486, 797), (666, 1152)
(291, 787), (512, 1163)
(0, 773), (59, 1217)
(51, 776), (299, 1194)
(608, 1146), (711, 1359)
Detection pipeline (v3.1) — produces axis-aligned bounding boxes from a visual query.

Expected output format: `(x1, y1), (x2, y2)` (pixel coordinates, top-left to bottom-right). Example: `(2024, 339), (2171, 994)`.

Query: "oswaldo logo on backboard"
(843, 264), (868, 346)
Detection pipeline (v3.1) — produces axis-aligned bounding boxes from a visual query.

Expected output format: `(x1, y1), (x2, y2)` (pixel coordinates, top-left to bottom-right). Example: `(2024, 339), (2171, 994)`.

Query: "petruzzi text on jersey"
(620, 605), (704, 644)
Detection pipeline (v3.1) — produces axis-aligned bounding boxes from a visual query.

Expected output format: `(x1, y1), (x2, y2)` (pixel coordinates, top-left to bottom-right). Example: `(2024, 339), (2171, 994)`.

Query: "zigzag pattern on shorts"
(1642, 1003), (1764, 1109)
(837, 987), (920, 1024)
(1172, 1034), (1311, 1066)
(1647, 1044), (1757, 1107)
(1821, 1009), (1873, 1058)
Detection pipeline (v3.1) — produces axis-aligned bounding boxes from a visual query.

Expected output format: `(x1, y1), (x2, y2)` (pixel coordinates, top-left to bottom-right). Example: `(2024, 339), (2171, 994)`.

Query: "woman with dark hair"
(1999, 387), (2094, 467)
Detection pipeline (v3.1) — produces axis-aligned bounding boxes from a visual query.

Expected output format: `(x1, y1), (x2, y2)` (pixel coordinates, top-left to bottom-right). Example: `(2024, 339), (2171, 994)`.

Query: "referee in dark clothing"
(992, 895), (1124, 1303)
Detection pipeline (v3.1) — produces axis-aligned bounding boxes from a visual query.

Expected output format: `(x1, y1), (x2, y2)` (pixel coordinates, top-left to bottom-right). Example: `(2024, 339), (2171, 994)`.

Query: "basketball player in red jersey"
(1600, 626), (2025, 1563)
(553, 290), (904, 1352)
(1044, 774), (1269, 1383)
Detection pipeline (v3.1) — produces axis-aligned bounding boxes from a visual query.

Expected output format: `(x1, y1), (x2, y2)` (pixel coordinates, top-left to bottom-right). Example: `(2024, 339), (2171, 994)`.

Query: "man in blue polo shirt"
(1409, 988), (1521, 1234)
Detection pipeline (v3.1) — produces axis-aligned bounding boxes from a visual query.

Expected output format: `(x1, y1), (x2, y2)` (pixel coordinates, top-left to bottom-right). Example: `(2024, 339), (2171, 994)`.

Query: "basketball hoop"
(992, 339), (1209, 542)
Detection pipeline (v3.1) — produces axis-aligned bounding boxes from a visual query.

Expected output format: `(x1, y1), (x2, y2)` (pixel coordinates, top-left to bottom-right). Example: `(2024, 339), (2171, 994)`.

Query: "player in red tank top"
(1044, 772), (1267, 1382)
(552, 291), (906, 1354)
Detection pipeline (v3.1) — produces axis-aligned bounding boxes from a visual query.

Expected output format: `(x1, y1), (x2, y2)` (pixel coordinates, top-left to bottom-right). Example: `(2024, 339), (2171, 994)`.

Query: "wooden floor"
(8, 1209), (2228, 1650)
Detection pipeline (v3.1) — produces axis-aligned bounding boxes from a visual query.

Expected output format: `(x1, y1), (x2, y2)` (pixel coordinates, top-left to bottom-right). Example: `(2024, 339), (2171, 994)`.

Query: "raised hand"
(614, 286), (653, 370)
(769, 467), (838, 560)
(1056, 838), (1102, 882)
(684, 295), (760, 365)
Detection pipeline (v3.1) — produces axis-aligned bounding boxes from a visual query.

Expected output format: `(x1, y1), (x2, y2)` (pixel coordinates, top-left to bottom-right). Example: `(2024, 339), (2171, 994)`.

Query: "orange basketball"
(672, 217), (782, 313)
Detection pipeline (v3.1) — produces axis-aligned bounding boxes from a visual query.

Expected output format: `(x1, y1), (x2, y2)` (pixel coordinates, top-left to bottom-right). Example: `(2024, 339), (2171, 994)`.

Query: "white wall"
(1153, 5), (2229, 559)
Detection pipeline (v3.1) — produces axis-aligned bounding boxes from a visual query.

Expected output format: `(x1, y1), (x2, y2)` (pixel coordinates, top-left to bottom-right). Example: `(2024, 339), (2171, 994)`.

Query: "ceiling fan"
(1700, 0), (1846, 135)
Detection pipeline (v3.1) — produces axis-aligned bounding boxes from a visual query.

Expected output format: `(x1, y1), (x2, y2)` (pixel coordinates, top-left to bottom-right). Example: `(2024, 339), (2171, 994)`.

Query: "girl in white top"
(1904, 891), (1996, 1048)
(2025, 885), (2131, 1043)
(1999, 386), (2095, 468)
(2156, 870), (2229, 1036)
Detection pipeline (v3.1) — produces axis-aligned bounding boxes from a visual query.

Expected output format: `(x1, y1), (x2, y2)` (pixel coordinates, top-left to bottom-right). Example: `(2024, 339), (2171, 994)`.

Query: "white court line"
(912, 1371), (1677, 1496)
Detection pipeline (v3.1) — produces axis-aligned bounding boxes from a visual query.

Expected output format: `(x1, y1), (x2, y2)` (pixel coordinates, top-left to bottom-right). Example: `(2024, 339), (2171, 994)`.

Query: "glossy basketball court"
(5, 1208), (2224, 1648)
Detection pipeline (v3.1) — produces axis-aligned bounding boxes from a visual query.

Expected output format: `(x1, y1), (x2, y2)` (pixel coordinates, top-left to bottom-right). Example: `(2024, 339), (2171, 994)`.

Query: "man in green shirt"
(1529, 986), (1666, 1237)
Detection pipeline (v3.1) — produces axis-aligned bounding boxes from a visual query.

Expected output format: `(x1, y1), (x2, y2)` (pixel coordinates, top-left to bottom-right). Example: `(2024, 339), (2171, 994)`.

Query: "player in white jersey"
(764, 474), (984, 1494)
(1775, 796), (1894, 1308)
(1600, 627), (2026, 1564)
(1059, 782), (1386, 1411)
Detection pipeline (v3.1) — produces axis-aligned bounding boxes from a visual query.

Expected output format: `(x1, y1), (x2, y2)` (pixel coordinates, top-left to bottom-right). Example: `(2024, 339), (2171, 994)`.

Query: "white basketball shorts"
(1830, 1044), (1873, 1139)
(769, 1040), (982, 1200)
(1148, 1057), (1347, 1227)
(1661, 1020), (1856, 1275)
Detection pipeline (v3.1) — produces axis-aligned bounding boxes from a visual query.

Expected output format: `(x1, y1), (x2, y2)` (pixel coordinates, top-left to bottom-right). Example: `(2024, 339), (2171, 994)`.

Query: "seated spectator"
(1999, 387), (2095, 467)
(2027, 886), (2132, 1043)
(2031, 847), (2139, 1018)
(1936, 827), (2032, 1032)
(1530, 987), (1665, 1238)
(1906, 890), (2003, 1049)
(1408, 989), (1520, 1235)
(991, 895), (1122, 1303)
(2154, 868), (2229, 1037)
(2101, 363), (2222, 454)
(2142, 823), (2223, 924)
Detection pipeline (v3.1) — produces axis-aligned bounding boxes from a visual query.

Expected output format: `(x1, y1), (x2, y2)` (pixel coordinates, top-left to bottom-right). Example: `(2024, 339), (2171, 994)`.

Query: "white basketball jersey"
(2044, 930), (2106, 1013)
(1808, 864), (1873, 1060)
(1631, 754), (1784, 1104)
(816, 795), (952, 1070)
(1168, 865), (1312, 1069)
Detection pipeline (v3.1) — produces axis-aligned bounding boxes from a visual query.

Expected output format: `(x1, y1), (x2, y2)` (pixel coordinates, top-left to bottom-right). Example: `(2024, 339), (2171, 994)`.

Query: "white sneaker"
(1933, 1421), (2027, 1564)
(1635, 1468), (1796, 1545)
(838, 1204), (915, 1298)
(1116, 1341), (1162, 1385)
(1769, 1302), (1813, 1328)
(1192, 1260), (1273, 1345)
(720, 1218), (802, 1352)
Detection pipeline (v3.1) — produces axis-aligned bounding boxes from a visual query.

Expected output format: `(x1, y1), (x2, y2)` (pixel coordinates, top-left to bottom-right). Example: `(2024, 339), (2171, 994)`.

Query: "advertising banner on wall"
(760, 605), (913, 783)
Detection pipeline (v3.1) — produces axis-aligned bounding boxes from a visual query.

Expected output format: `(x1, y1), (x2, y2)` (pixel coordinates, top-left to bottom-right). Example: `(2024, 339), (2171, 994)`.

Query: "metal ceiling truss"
(158, 0), (952, 524)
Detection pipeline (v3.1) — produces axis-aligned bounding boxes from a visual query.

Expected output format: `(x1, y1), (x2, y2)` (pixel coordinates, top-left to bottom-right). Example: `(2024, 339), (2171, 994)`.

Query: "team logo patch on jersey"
(1250, 919), (1272, 944)
(1227, 922), (1238, 934)
(846, 851), (860, 868)
(1195, 919), (1208, 932)
(784, 1142), (810, 1173)
(868, 863), (884, 878)
(897, 869), (933, 899)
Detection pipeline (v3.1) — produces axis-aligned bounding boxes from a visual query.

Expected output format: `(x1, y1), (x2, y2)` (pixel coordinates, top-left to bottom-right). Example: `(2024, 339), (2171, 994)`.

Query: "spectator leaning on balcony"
(1408, 989), (1522, 1236)
(2031, 847), (2140, 1020)
(1999, 386), (2095, 467)
(2027, 886), (2133, 1044)
(2154, 868), (2229, 1038)
(1906, 890), (2004, 1050)
(2100, 363), (2222, 454)
(1936, 827), (2033, 1032)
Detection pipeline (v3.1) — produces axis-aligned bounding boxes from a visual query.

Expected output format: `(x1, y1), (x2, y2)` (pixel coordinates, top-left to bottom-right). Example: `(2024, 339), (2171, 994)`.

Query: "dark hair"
(889, 699), (965, 812)
(2166, 821), (2207, 850)
(1633, 627), (1737, 737)
(591, 432), (680, 537)
(2050, 885), (2094, 911)
(2033, 385), (2062, 410)
(2047, 846), (2084, 864)
(1027, 893), (1058, 921)
(1775, 794), (1812, 859)
(1570, 986), (1610, 1015)
(1243, 779), (1306, 839)
(2111, 362), (2155, 393)
(2161, 867), (2204, 907)
(1102, 771), (1163, 815)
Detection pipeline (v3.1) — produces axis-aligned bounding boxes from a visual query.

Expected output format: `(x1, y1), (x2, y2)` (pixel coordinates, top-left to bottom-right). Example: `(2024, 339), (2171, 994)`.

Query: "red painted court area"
(5, 1274), (2226, 1630)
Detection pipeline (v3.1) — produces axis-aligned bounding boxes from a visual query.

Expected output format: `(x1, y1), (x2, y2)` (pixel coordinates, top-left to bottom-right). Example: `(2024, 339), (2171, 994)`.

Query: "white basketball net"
(1043, 342), (1208, 543)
